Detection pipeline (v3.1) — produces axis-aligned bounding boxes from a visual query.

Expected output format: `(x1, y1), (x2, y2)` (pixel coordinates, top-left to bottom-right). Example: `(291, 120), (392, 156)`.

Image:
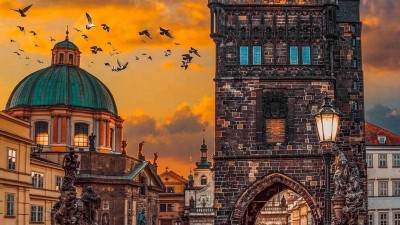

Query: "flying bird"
(74, 27), (82, 32)
(13, 52), (21, 57)
(117, 59), (128, 70)
(159, 27), (173, 38)
(189, 47), (201, 57)
(104, 62), (110, 67)
(37, 60), (43, 64)
(147, 56), (152, 61)
(182, 54), (193, 63)
(135, 56), (139, 60)
(10, 39), (16, 43)
(18, 49), (24, 52)
(90, 46), (103, 54)
(11, 4), (33, 17)
(174, 42), (181, 46)
(181, 61), (188, 70)
(164, 49), (172, 56)
(25, 56), (30, 59)
(17, 26), (25, 33)
(82, 34), (88, 41)
(34, 42), (39, 47)
(140, 39), (146, 44)
(139, 30), (152, 39)
(107, 42), (112, 45)
(101, 24), (110, 32)
(85, 13), (95, 30)
(30, 31), (37, 37)
(50, 36), (56, 42)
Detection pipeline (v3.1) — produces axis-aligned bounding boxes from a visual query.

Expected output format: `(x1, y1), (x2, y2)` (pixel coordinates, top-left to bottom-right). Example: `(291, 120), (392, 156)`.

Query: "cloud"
(366, 104), (400, 135)
(164, 103), (204, 134)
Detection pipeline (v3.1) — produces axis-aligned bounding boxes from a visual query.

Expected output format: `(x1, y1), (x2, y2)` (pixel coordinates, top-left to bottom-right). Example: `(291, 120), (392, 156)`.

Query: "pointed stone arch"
(229, 173), (323, 225)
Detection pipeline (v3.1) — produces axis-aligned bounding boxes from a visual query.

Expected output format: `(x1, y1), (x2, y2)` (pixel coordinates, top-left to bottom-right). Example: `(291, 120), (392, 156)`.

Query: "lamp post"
(314, 93), (340, 225)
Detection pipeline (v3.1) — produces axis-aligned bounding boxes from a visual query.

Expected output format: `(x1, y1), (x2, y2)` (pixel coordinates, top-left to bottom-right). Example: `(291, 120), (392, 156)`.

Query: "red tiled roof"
(365, 121), (400, 145)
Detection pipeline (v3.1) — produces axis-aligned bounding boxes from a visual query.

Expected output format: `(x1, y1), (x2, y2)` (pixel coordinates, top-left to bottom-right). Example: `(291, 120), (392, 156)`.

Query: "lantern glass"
(315, 113), (340, 142)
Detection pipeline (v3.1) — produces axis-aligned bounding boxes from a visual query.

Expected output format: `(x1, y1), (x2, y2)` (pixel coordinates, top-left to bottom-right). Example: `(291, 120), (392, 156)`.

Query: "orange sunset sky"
(0, 0), (399, 177)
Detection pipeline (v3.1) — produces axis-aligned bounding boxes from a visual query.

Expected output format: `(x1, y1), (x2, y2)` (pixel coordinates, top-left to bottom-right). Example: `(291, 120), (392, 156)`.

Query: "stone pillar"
(332, 195), (345, 225)
(99, 120), (104, 147)
(52, 116), (58, 144)
(106, 121), (110, 148)
(61, 116), (67, 143)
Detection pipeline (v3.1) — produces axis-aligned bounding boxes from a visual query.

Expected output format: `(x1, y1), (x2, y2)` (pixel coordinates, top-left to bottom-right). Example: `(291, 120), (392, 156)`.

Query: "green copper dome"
(6, 65), (118, 115)
(54, 40), (79, 50)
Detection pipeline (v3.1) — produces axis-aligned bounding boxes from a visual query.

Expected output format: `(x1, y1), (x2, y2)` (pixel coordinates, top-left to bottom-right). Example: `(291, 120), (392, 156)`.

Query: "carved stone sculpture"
(89, 133), (96, 152)
(137, 208), (146, 225)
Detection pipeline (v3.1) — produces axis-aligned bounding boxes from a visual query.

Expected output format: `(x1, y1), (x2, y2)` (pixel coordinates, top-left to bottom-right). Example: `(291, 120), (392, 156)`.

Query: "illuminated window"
(74, 123), (89, 147)
(302, 46), (311, 65)
(56, 176), (63, 191)
(240, 46), (249, 65)
(7, 149), (16, 170)
(253, 46), (261, 65)
(35, 122), (49, 145)
(32, 172), (44, 188)
(201, 175), (207, 185)
(290, 46), (298, 65)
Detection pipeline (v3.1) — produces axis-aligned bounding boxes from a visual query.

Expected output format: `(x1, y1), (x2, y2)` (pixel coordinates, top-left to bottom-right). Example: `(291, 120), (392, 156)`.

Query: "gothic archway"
(230, 173), (323, 225)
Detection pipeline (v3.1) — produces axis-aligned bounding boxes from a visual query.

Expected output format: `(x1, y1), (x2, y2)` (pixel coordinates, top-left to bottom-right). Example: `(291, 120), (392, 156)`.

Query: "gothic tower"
(208, 0), (366, 224)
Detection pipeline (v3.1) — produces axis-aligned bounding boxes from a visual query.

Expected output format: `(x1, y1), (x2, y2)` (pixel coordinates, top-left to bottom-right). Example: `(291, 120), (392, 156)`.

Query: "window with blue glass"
(289, 46), (298, 65)
(253, 46), (261, 65)
(302, 46), (311, 65)
(240, 46), (249, 65)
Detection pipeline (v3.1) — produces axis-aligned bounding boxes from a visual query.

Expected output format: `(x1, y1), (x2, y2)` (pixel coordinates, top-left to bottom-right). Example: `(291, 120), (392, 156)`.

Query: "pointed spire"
(202, 125), (206, 145)
(65, 25), (69, 40)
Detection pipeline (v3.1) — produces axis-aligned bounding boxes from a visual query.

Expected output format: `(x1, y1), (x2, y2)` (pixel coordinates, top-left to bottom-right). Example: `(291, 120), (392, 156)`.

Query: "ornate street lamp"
(314, 93), (340, 143)
(313, 93), (340, 225)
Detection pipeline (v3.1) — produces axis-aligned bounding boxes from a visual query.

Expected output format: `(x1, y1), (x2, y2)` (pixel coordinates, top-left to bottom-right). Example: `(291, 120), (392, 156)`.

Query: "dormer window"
(378, 136), (386, 144)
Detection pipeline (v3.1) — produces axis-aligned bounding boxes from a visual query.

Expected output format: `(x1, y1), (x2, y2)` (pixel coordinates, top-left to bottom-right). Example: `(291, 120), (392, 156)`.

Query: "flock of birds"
(9, 4), (202, 71)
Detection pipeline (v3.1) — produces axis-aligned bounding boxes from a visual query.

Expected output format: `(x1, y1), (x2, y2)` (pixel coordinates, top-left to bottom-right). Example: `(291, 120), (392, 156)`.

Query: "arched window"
(69, 54), (74, 64)
(201, 175), (207, 185)
(35, 122), (49, 145)
(59, 53), (64, 64)
(74, 123), (89, 147)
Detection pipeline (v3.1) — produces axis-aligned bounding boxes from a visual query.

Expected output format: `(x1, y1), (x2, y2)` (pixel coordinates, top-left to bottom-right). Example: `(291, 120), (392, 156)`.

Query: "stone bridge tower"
(208, 0), (366, 224)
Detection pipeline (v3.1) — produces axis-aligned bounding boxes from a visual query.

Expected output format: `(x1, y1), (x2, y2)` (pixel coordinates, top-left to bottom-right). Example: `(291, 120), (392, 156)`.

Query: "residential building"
(158, 169), (187, 225)
(366, 122), (400, 225)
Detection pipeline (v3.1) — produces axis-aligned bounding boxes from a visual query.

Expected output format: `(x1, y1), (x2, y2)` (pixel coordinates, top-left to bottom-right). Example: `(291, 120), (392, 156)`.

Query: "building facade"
(0, 111), (65, 225)
(184, 139), (215, 225)
(366, 122), (400, 225)
(208, 0), (366, 224)
(4, 34), (165, 225)
(158, 170), (187, 225)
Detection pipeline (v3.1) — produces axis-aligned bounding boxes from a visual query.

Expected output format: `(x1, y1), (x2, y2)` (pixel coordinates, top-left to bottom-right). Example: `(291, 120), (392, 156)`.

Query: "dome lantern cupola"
(51, 26), (81, 66)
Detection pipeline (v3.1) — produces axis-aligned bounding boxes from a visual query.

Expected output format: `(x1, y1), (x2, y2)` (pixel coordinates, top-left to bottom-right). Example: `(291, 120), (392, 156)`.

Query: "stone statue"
(331, 145), (365, 225)
(52, 148), (102, 225)
(153, 152), (158, 165)
(81, 186), (101, 225)
(138, 140), (146, 160)
(89, 133), (96, 152)
(137, 208), (146, 225)
(122, 139), (128, 155)
(189, 196), (195, 209)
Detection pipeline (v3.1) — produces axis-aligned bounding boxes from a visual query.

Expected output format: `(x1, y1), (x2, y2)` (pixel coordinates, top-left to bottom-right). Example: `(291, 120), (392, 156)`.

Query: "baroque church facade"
(208, 0), (366, 224)
(3, 34), (164, 225)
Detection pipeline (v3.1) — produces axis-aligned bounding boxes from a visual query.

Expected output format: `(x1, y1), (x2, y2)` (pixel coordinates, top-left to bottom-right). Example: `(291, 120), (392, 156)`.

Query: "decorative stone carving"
(51, 148), (102, 225)
(332, 145), (366, 225)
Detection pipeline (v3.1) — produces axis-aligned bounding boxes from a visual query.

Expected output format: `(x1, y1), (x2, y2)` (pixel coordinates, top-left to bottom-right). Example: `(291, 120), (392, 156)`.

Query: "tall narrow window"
(263, 92), (288, 144)
(393, 182), (400, 196)
(394, 212), (400, 225)
(302, 46), (311, 65)
(30, 205), (44, 222)
(393, 154), (400, 167)
(59, 53), (64, 64)
(110, 128), (114, 149)
(366, 154), (373, 168)
(368, 213), (374, 225)
(7, 149), (16, 170)
(35, 122), (49, 145)
(367, 180), (374, 196)
(290, 46), (298, 65)
(69, 54), (74, 64)
(352, 58), (357, 68)
(253, 46), (261, 65)
(140, 175), (147, 195)
(240, 46), (249, 65)
(32, 172), (44, 188)
(379, 212), (388, 225)
(378, 181), (388, 196)
(74, 123), (89, 147)
(56, 176), (63, 191)
(6, 194), (15, 216)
